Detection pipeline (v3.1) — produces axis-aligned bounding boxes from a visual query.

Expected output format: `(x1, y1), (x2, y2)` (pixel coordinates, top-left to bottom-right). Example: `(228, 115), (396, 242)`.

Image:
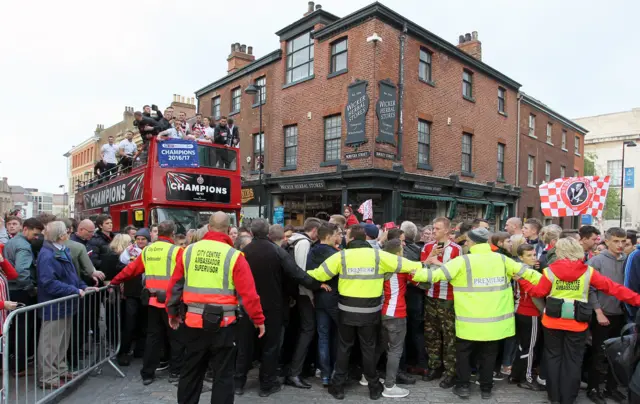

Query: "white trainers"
(382, 385), (410, 398)
(536, 376), (546, 386)
(359, 375), (385, 386)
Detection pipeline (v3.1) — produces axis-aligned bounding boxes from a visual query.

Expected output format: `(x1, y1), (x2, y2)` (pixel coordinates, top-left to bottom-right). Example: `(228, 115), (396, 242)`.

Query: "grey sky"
(1, 0), (637, 193)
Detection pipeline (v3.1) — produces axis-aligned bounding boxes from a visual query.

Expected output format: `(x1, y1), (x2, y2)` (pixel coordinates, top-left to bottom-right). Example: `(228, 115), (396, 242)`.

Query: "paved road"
(55, 361), (597, 404)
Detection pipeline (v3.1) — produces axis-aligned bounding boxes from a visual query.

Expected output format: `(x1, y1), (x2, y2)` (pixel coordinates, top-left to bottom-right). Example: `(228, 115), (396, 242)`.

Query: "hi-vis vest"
(449, 254), (523, 341)
(545, 266), (593, 302)
(182, 239), (241, 329)
(141, 241), (179, 308)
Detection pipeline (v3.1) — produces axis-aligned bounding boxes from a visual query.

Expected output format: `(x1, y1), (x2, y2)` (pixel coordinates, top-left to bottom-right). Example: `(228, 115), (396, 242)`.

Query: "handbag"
(603, 323), (640, 388)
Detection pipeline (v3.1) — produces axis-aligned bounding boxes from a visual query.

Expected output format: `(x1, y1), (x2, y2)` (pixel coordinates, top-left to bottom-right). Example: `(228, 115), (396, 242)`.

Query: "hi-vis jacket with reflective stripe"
(545, 266), (592, 302)
(413, 243), (541, 341)
(165, 231), (265, 328)
(142, 240), (180, 308)
(306, 247), (423, 322)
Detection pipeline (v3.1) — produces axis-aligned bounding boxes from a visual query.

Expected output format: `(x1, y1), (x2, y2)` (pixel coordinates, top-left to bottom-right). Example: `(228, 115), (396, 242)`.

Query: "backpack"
(284, 235), (311, 265)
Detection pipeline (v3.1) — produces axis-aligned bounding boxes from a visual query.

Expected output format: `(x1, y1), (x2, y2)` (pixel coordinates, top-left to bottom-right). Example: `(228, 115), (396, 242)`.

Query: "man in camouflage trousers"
(419, 217), (463, 389)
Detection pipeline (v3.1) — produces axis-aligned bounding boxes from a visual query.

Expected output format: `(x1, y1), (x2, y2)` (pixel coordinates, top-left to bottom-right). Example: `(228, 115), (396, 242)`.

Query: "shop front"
(271, 180), (343, 226)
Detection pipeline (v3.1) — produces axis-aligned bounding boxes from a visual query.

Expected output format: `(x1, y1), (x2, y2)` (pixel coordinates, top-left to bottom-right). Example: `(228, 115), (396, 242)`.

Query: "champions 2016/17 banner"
(158, 140), (200, 168)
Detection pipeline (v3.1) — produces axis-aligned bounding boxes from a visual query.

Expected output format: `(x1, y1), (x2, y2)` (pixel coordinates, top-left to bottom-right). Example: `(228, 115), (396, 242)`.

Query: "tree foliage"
(604, 186), (621, 220)
(584, 152), (597, 176)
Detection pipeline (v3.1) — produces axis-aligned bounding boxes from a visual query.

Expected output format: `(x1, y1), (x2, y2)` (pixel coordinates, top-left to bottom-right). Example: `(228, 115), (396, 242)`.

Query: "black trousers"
(332, 318), (378, 388)
(178, 325), (236, 404)
(235, 309), (283, 390)
(511, 314), (541, 383)
(289, 295), (316, 377)
(544, 326), (587, 404)
(456, 338), (500, 392)
(8, 290), (36, 372)
(141, 306), (185, 378)
(121, 297), (146, 357)
(588, 313), (625, 390)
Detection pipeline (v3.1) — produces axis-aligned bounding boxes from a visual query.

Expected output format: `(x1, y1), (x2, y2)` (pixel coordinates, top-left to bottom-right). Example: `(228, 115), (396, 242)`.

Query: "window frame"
(231, 87), (242, 114)
(497, 143), (505, 181)
(462, 69), (474, 100)
(418, 120), (431, 168)
(284, 125), (298, 167)
(546, 123), (553, 144)
(419, 48), (433, 83)
(323, 115), (342, 162)
(252, 133), (264, 172)
(285, 31), (314, 85)
(574, 135), (581, 155)
(461, 133), (473, 174)
(561, 130), (567, 150)
(545, 161), (551, 182)
(528, 114), (536, 137)
(527, 155), (535, 186)
(560, 165), (566, 178)
(607, 159), (623, 187)
(253, 76), (266, 106)
(329, 38), (348, 76)
(498, 87), (506, 114)
(211, 96), (221, 120)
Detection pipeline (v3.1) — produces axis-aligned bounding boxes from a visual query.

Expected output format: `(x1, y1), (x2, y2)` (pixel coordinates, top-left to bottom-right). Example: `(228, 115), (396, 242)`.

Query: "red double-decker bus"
(74, 139), (241, 234)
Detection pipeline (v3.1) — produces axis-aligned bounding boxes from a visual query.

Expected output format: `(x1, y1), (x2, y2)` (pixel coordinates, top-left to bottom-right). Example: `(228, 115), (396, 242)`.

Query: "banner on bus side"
(158, 140), (200, 168)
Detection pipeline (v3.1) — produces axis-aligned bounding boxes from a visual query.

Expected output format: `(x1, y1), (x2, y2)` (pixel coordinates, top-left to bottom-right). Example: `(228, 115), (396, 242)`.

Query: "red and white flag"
(539, 176), (611, 218)
(358, 199), (373, 221)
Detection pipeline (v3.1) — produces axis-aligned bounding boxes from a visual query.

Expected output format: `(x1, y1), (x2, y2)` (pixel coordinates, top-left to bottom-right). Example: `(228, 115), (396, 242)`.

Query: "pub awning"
(401, 193), (454, 202)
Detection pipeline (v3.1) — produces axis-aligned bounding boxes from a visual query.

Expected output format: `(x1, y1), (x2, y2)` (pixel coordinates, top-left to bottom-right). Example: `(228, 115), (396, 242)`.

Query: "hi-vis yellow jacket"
(413, 243), (541, 341)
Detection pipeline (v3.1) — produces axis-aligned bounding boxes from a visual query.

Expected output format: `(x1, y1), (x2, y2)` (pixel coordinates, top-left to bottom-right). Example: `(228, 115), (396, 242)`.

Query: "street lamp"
(620, 140), (637, 227)
(244, 84), (264, 218)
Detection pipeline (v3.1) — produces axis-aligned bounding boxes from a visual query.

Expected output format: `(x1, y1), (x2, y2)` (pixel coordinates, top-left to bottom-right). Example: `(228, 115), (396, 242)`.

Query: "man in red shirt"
(420, 217), (462, 388)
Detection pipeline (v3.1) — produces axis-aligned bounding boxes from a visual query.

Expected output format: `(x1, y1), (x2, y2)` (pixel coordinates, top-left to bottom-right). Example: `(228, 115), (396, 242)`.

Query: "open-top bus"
(74, 139), (241, 234)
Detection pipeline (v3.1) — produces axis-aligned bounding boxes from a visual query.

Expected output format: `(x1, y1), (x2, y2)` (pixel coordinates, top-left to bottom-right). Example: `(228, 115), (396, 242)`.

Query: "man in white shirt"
(119, 131), (138, 171)
(101, 136), (119, 176)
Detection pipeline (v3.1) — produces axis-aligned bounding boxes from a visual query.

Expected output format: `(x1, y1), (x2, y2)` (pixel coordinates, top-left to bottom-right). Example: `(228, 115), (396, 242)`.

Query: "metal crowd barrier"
(1, 286), (124, 404)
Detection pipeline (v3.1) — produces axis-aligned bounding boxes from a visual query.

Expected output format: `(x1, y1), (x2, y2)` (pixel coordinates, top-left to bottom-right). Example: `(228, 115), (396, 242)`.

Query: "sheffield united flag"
(358, 199), (373, 221)
(539, 176), (611, 218)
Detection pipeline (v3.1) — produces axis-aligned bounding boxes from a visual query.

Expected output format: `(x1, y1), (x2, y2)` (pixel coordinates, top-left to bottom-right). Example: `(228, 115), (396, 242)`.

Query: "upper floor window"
(231, 87), (241, 113)
(211, 96), (221, 120)
(546, 123), (553, 144)
(418, 120), (431, 166)
(419, 49), (432, 82)
(561, 130), (567, 150)
(560, 165), (566, 178)
(253, 77), (266, 105)
(527, 156), (535, 186)
(497, 143), (505, 180)
(330, 38), (348, 74)
(545, 161), (551, 182)
(462, 70), (473, 99)
(528, 114), (536, 137)
(324, 115), (342, 161)
(286, 31), (314, 84)
(498, 87), (506, 114)
(284, 125), (298, 167)
(574, 135), (581, 155)
(252, 133), (264, 171)
(461, 133), (473, 173)
(607, 160), (623, 186)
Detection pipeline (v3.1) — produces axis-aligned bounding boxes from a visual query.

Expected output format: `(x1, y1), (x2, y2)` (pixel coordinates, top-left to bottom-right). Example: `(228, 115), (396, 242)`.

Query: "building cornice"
(521, 93), (588, 134)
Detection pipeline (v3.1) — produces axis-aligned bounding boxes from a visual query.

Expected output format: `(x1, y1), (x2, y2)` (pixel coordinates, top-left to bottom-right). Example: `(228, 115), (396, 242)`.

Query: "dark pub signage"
(279, 181), (325, 192)
(374, 151), (396, 160)
(376, 79), (397, 145)
(345, 80), (369, 146)
(345, 151), (370, 160)
(461, 189), (485, 199)
(166, 172), (231, 203)
(83, 173), (144, 209)
(413, 183), (442, 193)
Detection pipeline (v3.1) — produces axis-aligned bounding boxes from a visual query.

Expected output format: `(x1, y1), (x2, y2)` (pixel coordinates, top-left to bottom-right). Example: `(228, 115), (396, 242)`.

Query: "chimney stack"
(315, 4), (322, 10)
(456, 31), (482, 61)
(227, 42), (256, 74)
(304, 1), (315, 16)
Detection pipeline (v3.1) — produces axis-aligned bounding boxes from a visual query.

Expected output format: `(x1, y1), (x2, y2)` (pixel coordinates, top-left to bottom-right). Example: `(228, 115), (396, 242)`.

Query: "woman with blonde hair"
(510, 235), (527, 259)
(110, 234), (132, 255)
(515, 238), (640, 404)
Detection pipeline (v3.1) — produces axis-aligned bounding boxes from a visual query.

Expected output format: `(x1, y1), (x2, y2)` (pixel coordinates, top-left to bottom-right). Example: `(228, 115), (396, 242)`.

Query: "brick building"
(517, 94), (587, 227)
(193, 2), (575, 227)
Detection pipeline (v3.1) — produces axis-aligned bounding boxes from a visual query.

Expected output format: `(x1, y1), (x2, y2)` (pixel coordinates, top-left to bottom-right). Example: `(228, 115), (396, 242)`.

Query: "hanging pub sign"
(345, 80), (369, 146)
(376, 79), (397, 145)
(166, 172), (231, 203)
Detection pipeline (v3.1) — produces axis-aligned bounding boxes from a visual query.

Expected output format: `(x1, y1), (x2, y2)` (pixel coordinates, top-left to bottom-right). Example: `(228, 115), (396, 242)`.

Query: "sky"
(1, 0), (638, 193)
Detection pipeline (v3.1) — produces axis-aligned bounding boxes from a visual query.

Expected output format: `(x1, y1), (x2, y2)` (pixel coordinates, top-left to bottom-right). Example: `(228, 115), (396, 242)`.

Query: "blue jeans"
(316, 307), (339, 378)
(502, 335), (517, 367)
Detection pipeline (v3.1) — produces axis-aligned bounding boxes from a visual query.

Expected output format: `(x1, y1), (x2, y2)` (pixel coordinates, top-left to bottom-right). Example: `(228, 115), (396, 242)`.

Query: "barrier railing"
(1, 286), (124, 404)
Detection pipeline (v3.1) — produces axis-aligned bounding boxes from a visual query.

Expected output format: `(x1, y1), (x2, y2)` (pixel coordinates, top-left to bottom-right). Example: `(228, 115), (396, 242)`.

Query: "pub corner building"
(194, 2), (583, 229)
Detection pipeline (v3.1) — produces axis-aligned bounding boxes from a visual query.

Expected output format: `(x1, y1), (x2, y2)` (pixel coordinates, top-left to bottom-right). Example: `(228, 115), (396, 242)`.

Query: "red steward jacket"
(165, 231), (265, 326)
(0, 244), (19, 310)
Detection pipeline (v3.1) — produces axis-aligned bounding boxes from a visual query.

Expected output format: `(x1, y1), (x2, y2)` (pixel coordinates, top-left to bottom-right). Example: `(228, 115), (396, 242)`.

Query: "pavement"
(54, 360), (598, 404)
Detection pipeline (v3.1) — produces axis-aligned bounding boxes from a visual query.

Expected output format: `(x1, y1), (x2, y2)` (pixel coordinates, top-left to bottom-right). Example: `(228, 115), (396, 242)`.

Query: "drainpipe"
(396, 23), (407, 161)
(515, 92), (522, 217)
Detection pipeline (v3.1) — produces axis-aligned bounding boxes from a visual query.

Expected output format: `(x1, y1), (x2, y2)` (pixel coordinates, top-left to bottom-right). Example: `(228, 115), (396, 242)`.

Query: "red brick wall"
(197, 17), (518, 186)
(517, 102), (578, 221)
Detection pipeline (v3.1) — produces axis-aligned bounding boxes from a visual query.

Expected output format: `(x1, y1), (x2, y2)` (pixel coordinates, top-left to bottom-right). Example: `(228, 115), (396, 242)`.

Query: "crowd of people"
(90, 103), (241, 186)
(2, 209), (640, 404)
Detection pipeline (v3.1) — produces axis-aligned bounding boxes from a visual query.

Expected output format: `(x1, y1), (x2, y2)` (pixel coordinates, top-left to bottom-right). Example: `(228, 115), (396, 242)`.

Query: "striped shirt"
(382, 273), (410, 318)
(420, 241), (462, 301)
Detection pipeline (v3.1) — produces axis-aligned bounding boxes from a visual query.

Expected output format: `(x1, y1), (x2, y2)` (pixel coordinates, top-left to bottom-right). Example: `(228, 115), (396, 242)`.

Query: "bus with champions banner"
(74, 138), (241, 234)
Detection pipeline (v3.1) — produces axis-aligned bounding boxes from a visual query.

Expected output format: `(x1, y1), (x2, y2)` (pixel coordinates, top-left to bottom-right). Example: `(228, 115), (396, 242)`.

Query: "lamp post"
(244, 84), (264, 218)
(620, 140), (637, 227)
